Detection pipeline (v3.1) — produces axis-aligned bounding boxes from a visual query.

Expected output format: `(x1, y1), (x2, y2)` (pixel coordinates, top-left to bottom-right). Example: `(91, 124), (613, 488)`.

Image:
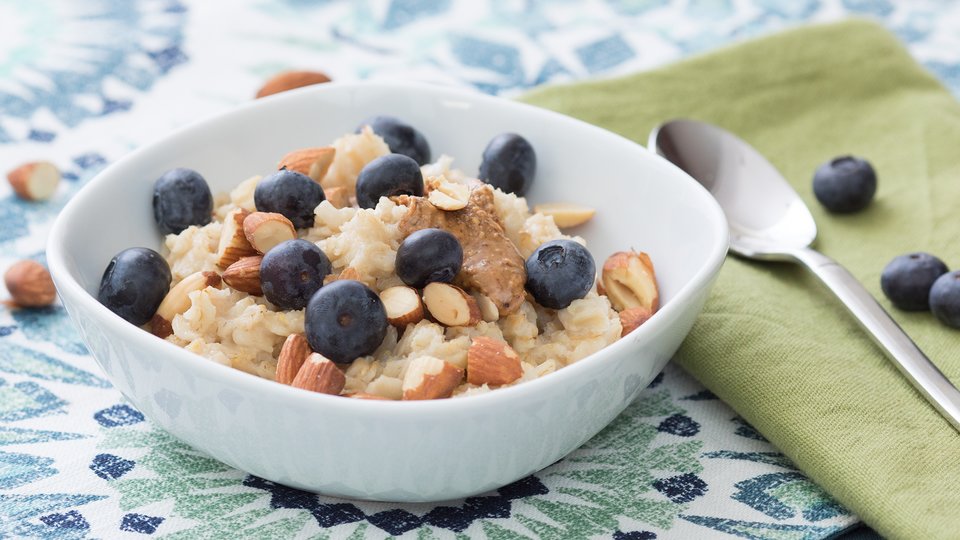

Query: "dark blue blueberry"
(930, 271), (960, 329)
(260, 239), (332, 310)
(355, 154), (423, 209)
(97, 248), (171, 326)
(304, 280), (387, 364)
(152, 168), (213, 235)
(524, 239), (595, 310)
(478, 133), (536, 196)
(254, 169), (325, 229)
(880, 252), (948, 311)
(812, 156), (876, 213)
(395, 228), (463, 288)
(357, 115), (431, 165)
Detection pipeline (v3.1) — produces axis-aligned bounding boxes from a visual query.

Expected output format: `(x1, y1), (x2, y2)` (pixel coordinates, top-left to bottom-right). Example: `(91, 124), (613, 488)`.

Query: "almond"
(467, 336), (522, 386)
(324, 186), (351, 209)
(533, 202), (596, 228)
(379, 286), (424, 327)
(601, 250), (659, 313)
(151, 271), (221, 337)
(4, 260), (56, 308)
(276, 333), (312, 385)
(255, 70), (331, 99)
(278, 146), (335, 182)
(243, 212), (296, 254)
(348, 392), (391, 400)
(291, 353), (345, 395)
(7, 161), (61, 201)
(474, 293), (499, 322)
(222, 256), (263, 296)
(426, 177), (470, 211)
(422, 282), (481, 327)
(619, 306), (653, 337)
(402, 356), (464, 400)
(216, 208), (257, 268)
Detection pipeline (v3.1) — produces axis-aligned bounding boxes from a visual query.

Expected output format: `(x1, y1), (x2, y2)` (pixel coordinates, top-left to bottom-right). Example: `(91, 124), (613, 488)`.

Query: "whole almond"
(291, 353), (345, 395)
(278, 147), (335, 182)
(467, 336), (522, 386)
(256, 70), (331, 99)
(242, 212), (296, 254)
(6, 161), (61, 201)
(276, 334), (312, 385)
(4, 260), (56, 308)
(222, 256), (264, 296)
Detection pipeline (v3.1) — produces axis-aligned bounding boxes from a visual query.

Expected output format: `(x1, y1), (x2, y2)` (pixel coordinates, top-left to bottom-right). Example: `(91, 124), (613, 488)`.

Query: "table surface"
(3, 1), (958, 538)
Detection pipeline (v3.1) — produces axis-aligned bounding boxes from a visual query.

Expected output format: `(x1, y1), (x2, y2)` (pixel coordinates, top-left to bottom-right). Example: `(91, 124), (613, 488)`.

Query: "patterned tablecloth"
(2, 1), (958, 538)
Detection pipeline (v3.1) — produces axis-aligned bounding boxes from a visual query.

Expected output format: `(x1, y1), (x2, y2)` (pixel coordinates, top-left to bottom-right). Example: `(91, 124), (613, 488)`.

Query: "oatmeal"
(97, 117), (660, 400)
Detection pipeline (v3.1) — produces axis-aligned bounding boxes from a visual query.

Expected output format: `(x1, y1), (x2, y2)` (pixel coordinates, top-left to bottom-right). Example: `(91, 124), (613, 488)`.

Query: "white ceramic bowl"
(47, 81), (727, 502)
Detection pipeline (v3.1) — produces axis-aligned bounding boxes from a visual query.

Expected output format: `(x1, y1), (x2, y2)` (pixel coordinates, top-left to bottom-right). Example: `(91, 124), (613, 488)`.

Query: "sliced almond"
(222, 256), (263, 296)
(467, 336), (522, 386)
(379, 286), (424, 327)
(276, 334), (312, 385)
(402, 356), (464, 400)
(291, 353), (345, 395)
(324, 186), (351, 209)
(243, 212), (296, 254)
(533, 202), (596, 228)
(348, 392), (391, 400)
(601, 251), (660, 313)
(151, 271), (221, 337)
(4, 260), (56, 308)
(426, 177), (470, 211)
(216, 208), (257, 268)
(619, 306), (653, 337)
(323, 266), (360, 286)
(278, 146), (335, 182)
(6, 161), (61, 201)
(255, 70), (331, 99)
(422, 282), (481, 327)
(473, 293), (499, 322)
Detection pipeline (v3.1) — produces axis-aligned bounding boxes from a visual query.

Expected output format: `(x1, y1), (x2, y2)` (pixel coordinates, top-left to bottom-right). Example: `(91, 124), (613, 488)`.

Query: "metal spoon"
(650, 118), (960, 432)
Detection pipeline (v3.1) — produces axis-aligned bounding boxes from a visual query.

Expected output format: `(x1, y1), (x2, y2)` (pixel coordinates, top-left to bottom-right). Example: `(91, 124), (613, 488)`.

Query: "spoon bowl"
(650, 118), (960, 432)
(650, 119), (816, 259)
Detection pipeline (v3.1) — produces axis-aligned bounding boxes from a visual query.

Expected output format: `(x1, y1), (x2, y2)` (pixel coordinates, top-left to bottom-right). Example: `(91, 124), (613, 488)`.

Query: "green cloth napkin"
(522, 20), (960, 540)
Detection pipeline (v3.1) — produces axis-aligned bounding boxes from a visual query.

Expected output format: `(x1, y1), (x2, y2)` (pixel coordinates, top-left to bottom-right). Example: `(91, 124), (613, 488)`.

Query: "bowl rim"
(46, 80), (728, 416)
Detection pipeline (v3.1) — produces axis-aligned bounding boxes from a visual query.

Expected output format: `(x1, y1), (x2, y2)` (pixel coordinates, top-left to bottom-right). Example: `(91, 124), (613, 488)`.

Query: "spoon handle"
(791, 247), (960, 432)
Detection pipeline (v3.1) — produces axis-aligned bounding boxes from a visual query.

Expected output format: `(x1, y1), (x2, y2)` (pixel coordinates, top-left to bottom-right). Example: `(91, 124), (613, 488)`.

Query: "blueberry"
(524, 239), (595, 310)
(260, 239), (332, 310)
(880, 252), (948, 311)
(97, 247), (171, 326)
(357, 115), (431, 165)
(305, 280), (388, 363)
(812, 156), (877, 213)
(930, 271), (960, 328)
(254, 169), (324, 229)
(355, 154), (423, 209)
(395, 228), (463, 288)
(152, 168), (213, 235)
(478, 133), (536, 196)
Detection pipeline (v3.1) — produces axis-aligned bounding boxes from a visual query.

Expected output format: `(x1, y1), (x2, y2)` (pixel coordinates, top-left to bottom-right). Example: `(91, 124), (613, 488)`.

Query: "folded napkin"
(523, 20), (960, 540)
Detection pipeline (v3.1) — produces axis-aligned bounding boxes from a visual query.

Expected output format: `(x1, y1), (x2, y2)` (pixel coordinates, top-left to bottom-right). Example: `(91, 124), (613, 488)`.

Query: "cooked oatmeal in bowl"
(96, 117), (660, 401)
